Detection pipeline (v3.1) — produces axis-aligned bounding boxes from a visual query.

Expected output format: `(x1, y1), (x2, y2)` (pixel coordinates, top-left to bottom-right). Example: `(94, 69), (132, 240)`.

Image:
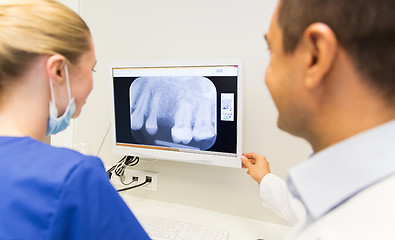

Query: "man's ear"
(302, 23), (337, 89)
(46, 55), (66, 85)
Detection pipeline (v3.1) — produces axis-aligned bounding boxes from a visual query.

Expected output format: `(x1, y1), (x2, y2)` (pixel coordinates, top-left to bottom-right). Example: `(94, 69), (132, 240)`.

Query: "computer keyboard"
(136, 213), (228, 240)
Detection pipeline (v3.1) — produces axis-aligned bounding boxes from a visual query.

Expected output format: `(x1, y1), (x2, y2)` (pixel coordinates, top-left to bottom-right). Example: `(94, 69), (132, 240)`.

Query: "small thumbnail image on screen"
(129, 76), (217, 151)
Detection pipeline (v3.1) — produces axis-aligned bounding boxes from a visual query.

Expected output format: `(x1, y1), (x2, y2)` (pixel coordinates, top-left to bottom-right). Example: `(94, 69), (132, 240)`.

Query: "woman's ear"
(46, 55), (66, 85)
(302, 23), (338, 89)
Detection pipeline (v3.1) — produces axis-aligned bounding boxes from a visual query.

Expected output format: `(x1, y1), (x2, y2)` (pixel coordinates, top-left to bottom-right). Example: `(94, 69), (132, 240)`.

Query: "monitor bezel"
(109, 59), (243, 168)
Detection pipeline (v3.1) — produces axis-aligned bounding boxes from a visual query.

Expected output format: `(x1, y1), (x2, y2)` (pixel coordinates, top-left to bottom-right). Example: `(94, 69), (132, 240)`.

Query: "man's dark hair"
(278, 0), (395, 103)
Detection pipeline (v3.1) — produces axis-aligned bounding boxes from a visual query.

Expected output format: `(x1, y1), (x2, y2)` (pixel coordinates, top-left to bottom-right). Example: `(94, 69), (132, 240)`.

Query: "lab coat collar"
(287, 119), (395, 221)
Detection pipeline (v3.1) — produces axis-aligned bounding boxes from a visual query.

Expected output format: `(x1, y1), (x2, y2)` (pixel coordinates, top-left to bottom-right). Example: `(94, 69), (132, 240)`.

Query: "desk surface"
(122, 195), (291, 240)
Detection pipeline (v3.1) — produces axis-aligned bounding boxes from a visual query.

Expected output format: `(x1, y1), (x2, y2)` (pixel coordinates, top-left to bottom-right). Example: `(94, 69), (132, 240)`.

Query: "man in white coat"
(241, 0), (395, 239)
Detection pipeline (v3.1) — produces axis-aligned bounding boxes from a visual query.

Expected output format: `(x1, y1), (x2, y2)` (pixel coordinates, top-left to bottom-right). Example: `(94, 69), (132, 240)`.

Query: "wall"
(71, 0), (312, 225)
(58, 0), (79, 11)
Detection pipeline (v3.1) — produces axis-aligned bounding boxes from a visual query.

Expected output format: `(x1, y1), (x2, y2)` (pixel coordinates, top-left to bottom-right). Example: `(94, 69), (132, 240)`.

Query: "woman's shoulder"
(0, 136), (104, 180)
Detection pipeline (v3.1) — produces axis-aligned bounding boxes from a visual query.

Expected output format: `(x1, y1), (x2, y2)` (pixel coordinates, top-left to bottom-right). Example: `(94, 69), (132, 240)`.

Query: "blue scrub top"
(0, 137), (150, 240)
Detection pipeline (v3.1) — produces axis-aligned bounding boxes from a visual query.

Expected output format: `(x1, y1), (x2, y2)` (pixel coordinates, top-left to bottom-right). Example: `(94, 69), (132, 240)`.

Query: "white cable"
(96, 123), (111, 157)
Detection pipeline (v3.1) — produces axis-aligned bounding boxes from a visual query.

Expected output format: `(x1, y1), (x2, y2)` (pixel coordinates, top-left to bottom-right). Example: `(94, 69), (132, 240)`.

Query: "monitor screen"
(110, 60), (243, 168)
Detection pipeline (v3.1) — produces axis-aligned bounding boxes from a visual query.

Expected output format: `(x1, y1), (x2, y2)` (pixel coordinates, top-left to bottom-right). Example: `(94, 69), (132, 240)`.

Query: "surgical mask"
(46, 64), (76, 136)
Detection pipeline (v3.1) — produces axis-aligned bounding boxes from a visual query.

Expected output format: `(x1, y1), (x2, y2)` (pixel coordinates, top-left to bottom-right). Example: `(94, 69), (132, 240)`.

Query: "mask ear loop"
(64, 64), (72, 101)
(48, 64), (72, 118)
(49, 78), (56, 107)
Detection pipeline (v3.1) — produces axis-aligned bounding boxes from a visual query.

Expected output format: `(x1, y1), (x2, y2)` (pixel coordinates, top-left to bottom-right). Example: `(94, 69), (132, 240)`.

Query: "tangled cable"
(106, 156), (139, 185)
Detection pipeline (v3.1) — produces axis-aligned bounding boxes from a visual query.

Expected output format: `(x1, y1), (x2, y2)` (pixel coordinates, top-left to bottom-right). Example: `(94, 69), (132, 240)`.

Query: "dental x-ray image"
(129, 76), (217, 151)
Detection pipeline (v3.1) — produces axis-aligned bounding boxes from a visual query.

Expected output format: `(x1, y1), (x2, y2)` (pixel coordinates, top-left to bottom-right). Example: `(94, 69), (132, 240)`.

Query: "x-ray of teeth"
(129, 76), (217, 150)
(171, 99), (194, 144)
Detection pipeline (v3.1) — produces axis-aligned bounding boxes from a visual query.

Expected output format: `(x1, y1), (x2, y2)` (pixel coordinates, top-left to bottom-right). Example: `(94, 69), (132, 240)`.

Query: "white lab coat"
(260, 121), (395, 239)
(259, 173), (306, 225)
(260, 173), (395, 240)
(287, 174), (395, 240)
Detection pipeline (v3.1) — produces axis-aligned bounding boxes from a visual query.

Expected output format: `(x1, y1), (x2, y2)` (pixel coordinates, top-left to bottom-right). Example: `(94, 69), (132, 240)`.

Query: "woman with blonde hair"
(0, 0), (149, 239)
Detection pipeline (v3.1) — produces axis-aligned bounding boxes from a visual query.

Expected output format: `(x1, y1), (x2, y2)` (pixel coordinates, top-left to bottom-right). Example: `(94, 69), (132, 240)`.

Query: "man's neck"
(310, 111), (395, 153)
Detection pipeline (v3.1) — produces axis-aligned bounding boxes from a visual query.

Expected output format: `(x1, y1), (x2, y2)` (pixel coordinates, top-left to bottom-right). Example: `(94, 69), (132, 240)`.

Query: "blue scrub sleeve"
(48, 156), (150, 240)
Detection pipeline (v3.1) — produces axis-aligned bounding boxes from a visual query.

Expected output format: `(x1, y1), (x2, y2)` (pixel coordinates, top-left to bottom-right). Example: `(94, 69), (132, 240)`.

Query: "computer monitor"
(110, 60), (243, 168)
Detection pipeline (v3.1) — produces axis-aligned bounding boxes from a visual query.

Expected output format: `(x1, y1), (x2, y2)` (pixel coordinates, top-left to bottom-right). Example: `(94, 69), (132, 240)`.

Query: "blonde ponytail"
(0, 0), (91, 90)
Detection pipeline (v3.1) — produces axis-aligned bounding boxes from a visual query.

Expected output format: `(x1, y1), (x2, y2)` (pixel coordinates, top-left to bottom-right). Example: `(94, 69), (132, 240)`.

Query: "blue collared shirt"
(287, 120), (395, 224)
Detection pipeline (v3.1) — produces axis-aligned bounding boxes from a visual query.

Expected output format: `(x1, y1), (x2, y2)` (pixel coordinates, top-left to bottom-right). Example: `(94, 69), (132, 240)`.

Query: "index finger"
(241, 155), (254, 169)
(242, 152), (259, 160)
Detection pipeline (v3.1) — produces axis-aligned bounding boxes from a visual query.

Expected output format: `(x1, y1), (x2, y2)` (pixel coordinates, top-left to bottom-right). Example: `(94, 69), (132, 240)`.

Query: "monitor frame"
(109, 59), (243, 168)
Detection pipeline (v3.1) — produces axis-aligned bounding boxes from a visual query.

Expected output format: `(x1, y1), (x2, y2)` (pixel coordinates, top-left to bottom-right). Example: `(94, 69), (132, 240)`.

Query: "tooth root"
(129, 79), (142, 111)
(145, 93), (161, 135)
(130, 85), (150, 131)
(171, 100), (193, 144)
(193, 103), (215, 141)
